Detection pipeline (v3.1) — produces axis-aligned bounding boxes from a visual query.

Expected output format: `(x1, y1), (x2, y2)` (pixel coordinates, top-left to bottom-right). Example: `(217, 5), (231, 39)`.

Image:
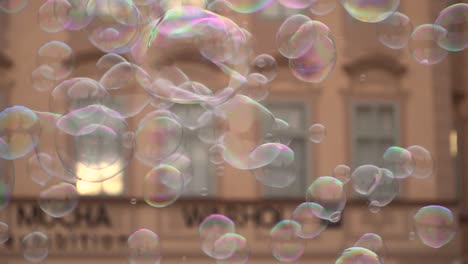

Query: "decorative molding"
(343, 53), (407, 77)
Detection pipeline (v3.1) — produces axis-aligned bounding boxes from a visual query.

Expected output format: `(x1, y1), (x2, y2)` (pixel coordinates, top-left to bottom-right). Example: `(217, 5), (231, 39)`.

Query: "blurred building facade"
(0, 0), (466, 263)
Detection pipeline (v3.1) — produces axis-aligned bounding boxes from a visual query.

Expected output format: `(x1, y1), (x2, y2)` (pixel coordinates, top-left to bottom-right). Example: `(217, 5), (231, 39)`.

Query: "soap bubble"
(0, 222), (9, 244)
(333, 164), (351, 183)
(0, 106), (40, 160)
(50, 77), (109, 115)
(213, 233), (249, 263)
(306, 176), (346, 220)
(135, 110), (184, 166)
(56, 0), (93, 31)
(270, 220), (305, 262)
(37, 0), (69, 33)
(278, 0), (314, 9)
(413, 205), (456, 249)
(308, 123), (326, 143)
(225, 0), (273, 14)
(252, 143), (296, 188)
(341, 0), (399, 23)
(85, 0), (141, 54)
(39, 182), (79, 218)
(144, 164), (184, 208)
(434, 3), (467, 52)
(289, 21), (336, 83)
(27, 153), (53, 186)
(309, 0), (337, 16)
(408, 24), (448, 65)
(377, 11), (413, 49)
(0, 0), (29, 14)
(209, 144), (225, 165)
(36, 41), (74, 81)
(407, 145), (434, 179)
(239, 73), (270, 102)
(351, 165), (382, 195)
(251, 54), (278, 82)
(382, 146), (414, 179)
(199, 214), (236, 258)
(127, 229), (161, 264)
(367, 168), (399, 207)
(31, 65), (56, 92)
(354, 233), (387, 262)
(335, 247), (381, 264)
(55, 105), (133, 182)
(0, 158), (14, 211)
(22, 231), (49, 263)
(292, 202), (327, 239)
(276, 15), (315, 59)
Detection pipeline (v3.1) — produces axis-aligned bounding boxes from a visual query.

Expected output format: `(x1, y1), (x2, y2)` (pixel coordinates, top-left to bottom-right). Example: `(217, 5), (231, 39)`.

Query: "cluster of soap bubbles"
(0, 0), (464, 263)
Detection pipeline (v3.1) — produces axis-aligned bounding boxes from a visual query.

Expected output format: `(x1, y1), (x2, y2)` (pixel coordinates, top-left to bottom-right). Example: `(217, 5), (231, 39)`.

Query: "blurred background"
(0, 0), (467, 263)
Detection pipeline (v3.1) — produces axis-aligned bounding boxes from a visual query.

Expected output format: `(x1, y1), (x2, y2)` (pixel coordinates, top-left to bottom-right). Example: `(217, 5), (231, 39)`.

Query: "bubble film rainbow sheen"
(341, 0), (399, 23)
(0, 0), (29, 14)
(413, 205), (456, 249)
(0, 106), (40, 160)
(335, 247), (381, 264)
(143, 164), (184, 208)
(38, 182), (79, 218)
(37, 41), (75, 81)
(278, 0), (314, 10)
(382, 146), (414, 179)
(408, 24), (448, 65)
(306, 176), (346, 220)
(0, 159), (14, 211)
(367, 168), (399, 207)
(199, 214), (236, 258)
(377, 11), (413, 49)
(351, 165), (382, 195)
(292, 202), (327, 239)
(270, 220), (305, 262)
(406, 145), (434, 179)
(309, 0), (337, 16)
(213, 233), (249, 263)
(225, 0), (273, 14)
(127, 229), (161, 264)
(435, 3), (467, 52)
(276, 15), (316, 59)
(354, 233), (387, 262)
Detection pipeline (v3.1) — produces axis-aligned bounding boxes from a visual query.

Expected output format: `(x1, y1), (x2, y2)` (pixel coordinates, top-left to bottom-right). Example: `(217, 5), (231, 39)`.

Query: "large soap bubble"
(127, 229), (162, 264)
(341, 0), (399, 23)
(434, 3), (467, 52)
(413, 205), (456, 249)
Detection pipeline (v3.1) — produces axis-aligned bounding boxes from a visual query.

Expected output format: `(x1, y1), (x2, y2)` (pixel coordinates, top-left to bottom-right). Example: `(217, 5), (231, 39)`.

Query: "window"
(260, 2), (303, 19)
(171, 104), (217, 197)
(76, 164), (125, 196)
(262, 101), (309, 198)
(351, 101), (400, 168)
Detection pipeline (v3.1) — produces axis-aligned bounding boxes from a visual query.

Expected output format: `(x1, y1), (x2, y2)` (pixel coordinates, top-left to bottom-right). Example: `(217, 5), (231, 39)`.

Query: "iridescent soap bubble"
(251, 54), (278, 82)
(0, 222), (9, 244)
(382, 146), (414, 179)
(367, 168), (399, 207)
(354, 233), (387, 262)
(85, 0), (141, 54)
(209, 144), (225, 165)
(252, 143), (296, 188)
(340, 0), (399, 23)
(350, 165), (382, 195)
(27, 153), (53, 186)
(289, 21), (336, 83)
(0, 158), (14, 211)
(434, 3), (467, 52)
(0, 0), (28, 13)
(96, 53), (127, 74)
(271, 118), (292, 146)
(292, 202), (327, 239)
(39, 182), (79, 218)
(50, 77), (109, 115)
(309, 0), (337, 16)
(36, 41), (75, 81)
(276, 15), (315, 59)
(239, 73), (270, 102)
(333, 164), (351, 184)
(306, 176), (346, 220)
(127, 229), (161, 264)
(31, 65), (56, 92)
(22, 231), (49, 263)
(278, 0), (313, 9)
(413, 205), (456, 249)
(135, 110), (183, 166)
(199, 214), (236, 258)
(100, 62), (151, 118)
(406, 145), (434, 179)
(308, 123), (326, 143)
(335, 247), (381, 264)
(55, 105), (133, 182)
(213, 233), (249, 263)
(408, 24), (448, 65)
(37, 0), (69, 33)
(225, 0), (273, 13)
(58, 0), (93, 31)
(270, 220), (305, 262)
(144, 164), (183, 208)
(377, 11), (413, 49)
(0, 106), (40, 160)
